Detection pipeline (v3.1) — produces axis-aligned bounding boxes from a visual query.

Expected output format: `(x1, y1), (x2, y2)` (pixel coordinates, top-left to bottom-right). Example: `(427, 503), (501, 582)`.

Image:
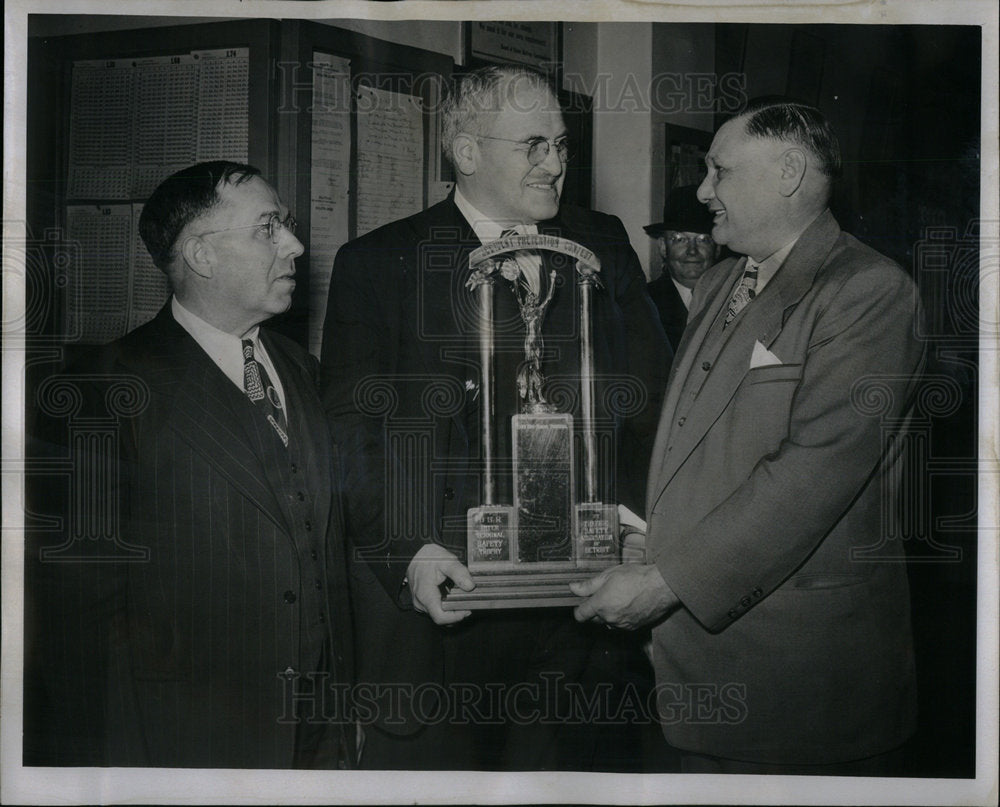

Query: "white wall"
(648, 23), (716, 278)
(563, 22), (715, 279)
(573, 23), (655, 277)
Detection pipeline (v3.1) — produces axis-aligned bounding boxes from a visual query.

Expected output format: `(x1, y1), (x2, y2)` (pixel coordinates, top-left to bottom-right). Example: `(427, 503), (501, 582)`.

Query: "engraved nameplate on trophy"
(467, 505), (516, 571)
(513, 412), (574, 564)
(575, 501), (619, 567)
(444, 234), (620, 609)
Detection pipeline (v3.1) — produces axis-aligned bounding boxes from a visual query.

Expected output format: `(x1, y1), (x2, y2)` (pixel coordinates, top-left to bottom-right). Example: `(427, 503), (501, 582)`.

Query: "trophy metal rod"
(579, 278), (598, 503)
(478, 279), (497, 505)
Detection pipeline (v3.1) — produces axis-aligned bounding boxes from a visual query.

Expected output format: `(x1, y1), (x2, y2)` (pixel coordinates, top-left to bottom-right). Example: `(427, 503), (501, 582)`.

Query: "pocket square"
(750, 339), (783, 369)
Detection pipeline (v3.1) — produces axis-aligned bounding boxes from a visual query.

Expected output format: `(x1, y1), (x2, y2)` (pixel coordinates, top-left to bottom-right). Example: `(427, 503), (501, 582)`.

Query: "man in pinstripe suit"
(25, 162), (354, 769)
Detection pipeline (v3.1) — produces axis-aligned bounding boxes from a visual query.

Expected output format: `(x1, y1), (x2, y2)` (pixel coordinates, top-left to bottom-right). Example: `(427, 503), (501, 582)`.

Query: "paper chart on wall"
(66, 48), (249, 202)
(64, 205), (132, 343)
(355, 84), (424, 238)
(194, 48), (250, 162)
(63, 204), (171, 343)
(67, 60), (134, 200)
(131, 54), (200, 198)
(128, 203), (171, 332)
(307, 52), (352, 358)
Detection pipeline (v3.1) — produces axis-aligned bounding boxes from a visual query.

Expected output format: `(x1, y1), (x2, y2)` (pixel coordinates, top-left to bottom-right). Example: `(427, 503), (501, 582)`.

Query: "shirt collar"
(454, 187), (538, 245)
(751, 236), (800, 292)
(671, 277), (694, 309)
(171, 296), (260, 388)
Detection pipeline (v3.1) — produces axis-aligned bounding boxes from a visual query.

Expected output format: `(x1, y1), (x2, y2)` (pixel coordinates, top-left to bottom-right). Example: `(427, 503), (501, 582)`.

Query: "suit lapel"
(409, 200), (481, 441)
(139, 307), (291, 534)
(648, 210), (841, 507)
(656, 278), (689, 350)
(263, 331), (332, 525)
(646, 257), (742, 508)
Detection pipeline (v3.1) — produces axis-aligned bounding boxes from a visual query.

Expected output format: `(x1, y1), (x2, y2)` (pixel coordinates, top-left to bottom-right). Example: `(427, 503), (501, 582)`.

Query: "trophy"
(443, 233), (620, 609)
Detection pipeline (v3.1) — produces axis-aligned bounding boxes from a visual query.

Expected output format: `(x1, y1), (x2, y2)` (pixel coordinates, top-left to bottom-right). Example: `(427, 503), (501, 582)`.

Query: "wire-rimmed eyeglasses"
(474, 134), (572, 166)
(196, 212), (297, 244)
(665, 232), (714, 247)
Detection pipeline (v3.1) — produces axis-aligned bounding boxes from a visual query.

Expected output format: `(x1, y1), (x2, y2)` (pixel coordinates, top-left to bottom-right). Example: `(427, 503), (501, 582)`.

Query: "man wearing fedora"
(644, 184), (721, 353)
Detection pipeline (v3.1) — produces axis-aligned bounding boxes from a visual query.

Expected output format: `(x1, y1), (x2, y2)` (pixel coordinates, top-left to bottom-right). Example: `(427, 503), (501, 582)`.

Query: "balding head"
(697, 100), (841, 260)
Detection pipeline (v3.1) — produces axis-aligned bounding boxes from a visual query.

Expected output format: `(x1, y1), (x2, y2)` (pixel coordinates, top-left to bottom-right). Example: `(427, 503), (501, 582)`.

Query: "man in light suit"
(26, 162), (354, 769)
(572, 99), (922, 774)
(321, 66), (671, 769)
(644, 184), (720, 353)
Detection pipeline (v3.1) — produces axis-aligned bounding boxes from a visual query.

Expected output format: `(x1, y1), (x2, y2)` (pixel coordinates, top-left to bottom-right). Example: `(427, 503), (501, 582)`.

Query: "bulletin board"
(281, 21), (454, 356)
(27, 18), (280, 347)
(26, 18), (454, 353)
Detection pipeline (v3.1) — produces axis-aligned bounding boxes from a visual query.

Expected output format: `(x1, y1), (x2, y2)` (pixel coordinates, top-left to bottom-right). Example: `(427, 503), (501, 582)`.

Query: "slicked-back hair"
(440, 65), (558, 165)
(138, 161), (262, 271)
(737, 97), (842, 179)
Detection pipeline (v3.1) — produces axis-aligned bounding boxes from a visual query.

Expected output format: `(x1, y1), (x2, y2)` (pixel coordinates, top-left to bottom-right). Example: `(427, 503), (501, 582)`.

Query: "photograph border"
(3, 1), (997, 805)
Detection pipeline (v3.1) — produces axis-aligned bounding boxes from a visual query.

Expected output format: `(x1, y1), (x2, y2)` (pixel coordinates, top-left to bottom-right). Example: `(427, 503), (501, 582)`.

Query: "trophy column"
(465, 265), (517, 570)
(574, 267), (619, 568)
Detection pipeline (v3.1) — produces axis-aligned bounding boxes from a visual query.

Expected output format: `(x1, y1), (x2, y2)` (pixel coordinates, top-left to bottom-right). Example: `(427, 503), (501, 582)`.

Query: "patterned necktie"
(242, 339), (289, 447)
(500, 227), (541, 295)
(723, 260), (759, 328)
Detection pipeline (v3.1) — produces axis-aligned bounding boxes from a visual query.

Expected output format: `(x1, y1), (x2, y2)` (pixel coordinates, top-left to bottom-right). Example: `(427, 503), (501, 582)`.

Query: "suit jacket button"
(727, 608), (738, 619)
(297, 491), (306, 501)
(443, 487), (455, 500)
(304, 520), (312, 531)
(753, 587), (763, 598)
(701, 361), (711, 371)
(677, 417), (686, 426)
(740, 596), (752, 607)
(284, 590), (297, 604)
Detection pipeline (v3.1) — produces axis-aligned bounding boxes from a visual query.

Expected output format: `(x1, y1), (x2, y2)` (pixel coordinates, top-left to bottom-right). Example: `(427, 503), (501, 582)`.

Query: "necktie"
(500, 227), (541, 296)
(242, 339), (289, 447)
(723, 260), (759, 328)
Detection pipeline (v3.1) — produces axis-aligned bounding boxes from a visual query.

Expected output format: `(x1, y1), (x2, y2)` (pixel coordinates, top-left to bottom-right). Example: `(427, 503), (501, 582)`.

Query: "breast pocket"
(744, 363), (804, 385)
(730, 363), (804, 459)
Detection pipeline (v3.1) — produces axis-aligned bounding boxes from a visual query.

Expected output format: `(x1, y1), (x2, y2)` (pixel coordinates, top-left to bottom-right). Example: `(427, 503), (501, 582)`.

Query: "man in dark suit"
(643, 185), (720, 353)
(321, 66), (671, 769)
(572, 99), (922, 774)
(26, 162), (354, 769)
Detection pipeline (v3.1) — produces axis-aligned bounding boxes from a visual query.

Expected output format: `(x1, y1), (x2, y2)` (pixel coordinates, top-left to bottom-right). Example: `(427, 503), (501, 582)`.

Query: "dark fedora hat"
(644, 184), (715, 237)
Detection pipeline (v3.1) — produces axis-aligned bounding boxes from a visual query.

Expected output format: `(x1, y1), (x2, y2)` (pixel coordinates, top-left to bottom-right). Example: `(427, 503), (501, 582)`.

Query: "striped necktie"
(723, 260), (759, 328)
(242, 339), (289, 447)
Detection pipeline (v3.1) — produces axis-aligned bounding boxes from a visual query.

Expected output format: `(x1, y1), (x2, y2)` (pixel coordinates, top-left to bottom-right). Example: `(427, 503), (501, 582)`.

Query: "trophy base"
(441, 567), (614, 610)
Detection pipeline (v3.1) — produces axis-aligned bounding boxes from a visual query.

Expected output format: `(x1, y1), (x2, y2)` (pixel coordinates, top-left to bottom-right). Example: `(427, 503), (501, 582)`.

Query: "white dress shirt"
(171, 296), (286, 413)
(454, 187), (542, 294)
(672, 278), (694, 309)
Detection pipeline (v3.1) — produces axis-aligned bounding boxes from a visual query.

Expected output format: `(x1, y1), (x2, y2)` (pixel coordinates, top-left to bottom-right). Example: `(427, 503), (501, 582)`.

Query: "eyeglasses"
(666, 232), (714, 247)
(474, 134), (572, 166)
(196, 212), (297, 244)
